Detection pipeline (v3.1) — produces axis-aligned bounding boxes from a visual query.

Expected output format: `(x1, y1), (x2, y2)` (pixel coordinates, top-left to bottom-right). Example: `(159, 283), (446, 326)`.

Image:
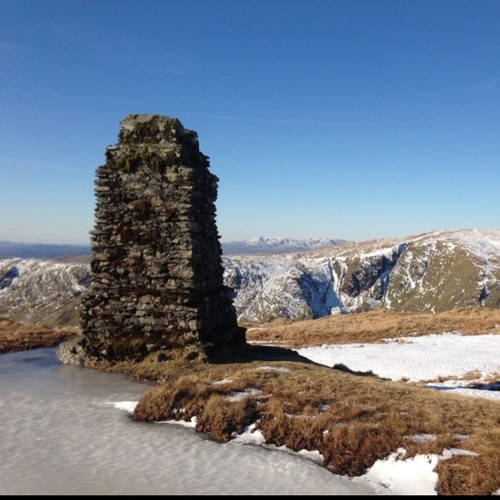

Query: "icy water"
(0, 348), (376, 495)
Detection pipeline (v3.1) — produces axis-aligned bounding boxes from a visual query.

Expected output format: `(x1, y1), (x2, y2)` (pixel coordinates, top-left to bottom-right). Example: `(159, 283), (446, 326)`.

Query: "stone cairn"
(78, 114), (246, 362)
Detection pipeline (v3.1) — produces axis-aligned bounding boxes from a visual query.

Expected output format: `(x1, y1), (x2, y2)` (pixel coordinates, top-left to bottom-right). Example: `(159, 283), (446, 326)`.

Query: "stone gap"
(78, 114), (246, 362)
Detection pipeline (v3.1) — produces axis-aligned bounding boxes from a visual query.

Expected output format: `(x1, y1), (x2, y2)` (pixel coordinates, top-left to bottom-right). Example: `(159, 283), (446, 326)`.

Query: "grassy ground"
(244, 307), (500, 347)
(3, 307), (499, 495)
(91, 350), (499, 496)
(0, 318), (77, 353)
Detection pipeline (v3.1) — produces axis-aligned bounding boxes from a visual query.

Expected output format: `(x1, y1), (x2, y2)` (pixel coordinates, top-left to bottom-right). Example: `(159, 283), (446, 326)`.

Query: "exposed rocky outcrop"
(66, 114), (245, 363)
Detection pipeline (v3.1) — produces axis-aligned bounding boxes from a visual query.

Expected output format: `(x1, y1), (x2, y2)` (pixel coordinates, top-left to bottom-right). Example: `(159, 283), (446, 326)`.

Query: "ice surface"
(0, 348), (376, 495)
(3, 340), (493, 495)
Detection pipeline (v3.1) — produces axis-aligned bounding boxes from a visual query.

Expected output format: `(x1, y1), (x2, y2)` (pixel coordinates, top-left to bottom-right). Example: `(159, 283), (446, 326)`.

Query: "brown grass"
(8, 305), (497, 495)
(436, 437), (500, 496)
(245, 307), (500, 347)
(0, 318), (77, 353)
(126, 355), (500, 495)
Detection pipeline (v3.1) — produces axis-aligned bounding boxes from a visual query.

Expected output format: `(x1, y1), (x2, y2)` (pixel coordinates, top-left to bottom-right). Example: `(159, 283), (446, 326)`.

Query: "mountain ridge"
(0, 241), (90, 259)
(0, 228), (498, 326)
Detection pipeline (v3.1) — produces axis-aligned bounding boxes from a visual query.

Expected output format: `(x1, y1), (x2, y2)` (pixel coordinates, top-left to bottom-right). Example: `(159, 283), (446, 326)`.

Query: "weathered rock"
(73, 114), (245, 363)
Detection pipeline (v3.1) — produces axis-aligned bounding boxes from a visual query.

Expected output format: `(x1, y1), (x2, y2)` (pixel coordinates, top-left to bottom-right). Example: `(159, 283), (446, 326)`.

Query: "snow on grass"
(157, 416), (198, 428)
(231, 422), (266, 445)
(210, 378), (234, 386)
(255, 365), (290, 373)
(297, 333), (500, 399)
(225, 388), (262, 402)
(440, 448), (479, 459)
(404, 434), (437, 444)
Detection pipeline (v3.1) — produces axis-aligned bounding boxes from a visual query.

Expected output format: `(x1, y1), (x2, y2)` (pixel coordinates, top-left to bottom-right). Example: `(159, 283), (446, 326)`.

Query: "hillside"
(0, 259), (89, 326)
(0, 228), (498, 326)
(225, 228), (500, 322)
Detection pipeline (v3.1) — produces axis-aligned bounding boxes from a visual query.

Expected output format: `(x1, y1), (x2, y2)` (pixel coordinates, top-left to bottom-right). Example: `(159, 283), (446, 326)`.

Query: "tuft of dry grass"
(196, 395), (259, 442)
(0, 318), (77, 353)
(436, 431), (500, 496)
(127, 355), (500, 495)
(245, 307), (500, 347)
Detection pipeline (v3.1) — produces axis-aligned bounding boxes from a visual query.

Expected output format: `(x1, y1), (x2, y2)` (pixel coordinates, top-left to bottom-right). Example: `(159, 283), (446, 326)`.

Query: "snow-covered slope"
(0, 258), (90, 325)
(0, 229), (498, 325)
(225, 229), (500, 322)
(222, 237), (344, 254)
(384, 229), (500, 312)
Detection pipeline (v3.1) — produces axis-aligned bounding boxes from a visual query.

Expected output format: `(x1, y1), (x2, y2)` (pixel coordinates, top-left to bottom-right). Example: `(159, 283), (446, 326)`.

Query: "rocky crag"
(64, 114), (245, 363)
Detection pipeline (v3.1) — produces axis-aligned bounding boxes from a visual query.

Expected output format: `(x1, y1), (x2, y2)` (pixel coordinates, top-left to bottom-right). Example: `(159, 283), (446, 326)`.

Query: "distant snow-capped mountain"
(0, 237), (343, 258)
(221, 237), (345, 254)
(0, 241), (90, 259)
(0, 229), (498, 326)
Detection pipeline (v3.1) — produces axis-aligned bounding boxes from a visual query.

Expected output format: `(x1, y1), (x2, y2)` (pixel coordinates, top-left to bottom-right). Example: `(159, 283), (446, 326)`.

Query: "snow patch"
(106, 401), (138, 413)
(359, 448), (438, 495)
(231, 422), (266, 445)
(298, 333), (500, 398)
(297, 449), (324, 465)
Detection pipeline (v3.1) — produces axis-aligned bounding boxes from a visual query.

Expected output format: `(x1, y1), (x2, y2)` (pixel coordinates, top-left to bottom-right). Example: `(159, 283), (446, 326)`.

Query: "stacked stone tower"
(79, 114), (245, 361)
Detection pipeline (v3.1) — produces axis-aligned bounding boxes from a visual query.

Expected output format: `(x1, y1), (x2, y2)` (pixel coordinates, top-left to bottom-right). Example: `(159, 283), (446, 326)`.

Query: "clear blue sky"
(1, 0), (499, 244)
